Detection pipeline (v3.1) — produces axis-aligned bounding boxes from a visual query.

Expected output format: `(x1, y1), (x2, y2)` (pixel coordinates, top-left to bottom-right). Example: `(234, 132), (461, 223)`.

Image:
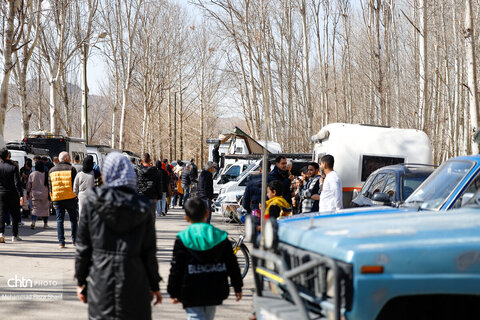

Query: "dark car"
(351, 164), (436, 207)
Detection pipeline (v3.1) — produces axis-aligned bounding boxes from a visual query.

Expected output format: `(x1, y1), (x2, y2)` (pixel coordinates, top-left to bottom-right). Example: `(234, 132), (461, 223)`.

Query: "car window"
(367, 173), (387, 199)
(402, 175), (429, 200)
(361, 174), (376, 197)
(405, 160), (475, 210)
(225, 165), (241, 177)
(383, 174), (396, 200)
(455, 174), (480, 208)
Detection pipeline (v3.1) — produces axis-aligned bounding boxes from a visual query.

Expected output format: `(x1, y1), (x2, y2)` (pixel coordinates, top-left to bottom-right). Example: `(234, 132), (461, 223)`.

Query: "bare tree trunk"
(465, 0), (479, 154)
(0, 0), (20, 136)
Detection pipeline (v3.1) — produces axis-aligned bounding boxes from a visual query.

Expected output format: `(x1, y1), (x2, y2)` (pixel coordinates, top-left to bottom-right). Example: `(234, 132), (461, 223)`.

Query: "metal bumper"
(251, 245), (350, 320)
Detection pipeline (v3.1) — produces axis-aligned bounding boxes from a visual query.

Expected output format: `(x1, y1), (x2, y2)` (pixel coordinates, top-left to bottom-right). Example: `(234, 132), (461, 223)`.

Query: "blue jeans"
(156, 193), (167, 215)
(54, 198), (78, 245)
(182, 184), (191, 207)
(202, 198), (212, 224)
(186, 306), (216, 320)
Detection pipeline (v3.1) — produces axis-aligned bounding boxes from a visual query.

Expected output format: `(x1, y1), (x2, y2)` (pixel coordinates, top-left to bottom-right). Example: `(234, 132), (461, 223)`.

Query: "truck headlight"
(263, 218), (278, 250)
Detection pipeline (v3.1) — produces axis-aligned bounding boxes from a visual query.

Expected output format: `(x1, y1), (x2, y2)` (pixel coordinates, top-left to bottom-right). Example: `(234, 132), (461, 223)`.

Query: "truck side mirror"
(371, 192), (391, 205)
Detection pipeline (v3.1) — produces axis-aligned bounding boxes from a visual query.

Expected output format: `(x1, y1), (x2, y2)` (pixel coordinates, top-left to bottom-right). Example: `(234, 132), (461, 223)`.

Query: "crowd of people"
(242, 154), (343, 220)
(0, 144), (342, 320)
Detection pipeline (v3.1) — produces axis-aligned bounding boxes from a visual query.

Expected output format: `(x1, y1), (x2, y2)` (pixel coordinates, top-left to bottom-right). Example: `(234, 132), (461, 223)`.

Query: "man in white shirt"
(319, 154), (343, 212)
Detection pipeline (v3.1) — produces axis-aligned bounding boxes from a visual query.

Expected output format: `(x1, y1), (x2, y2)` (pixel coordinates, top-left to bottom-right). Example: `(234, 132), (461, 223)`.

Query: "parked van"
(311, 123), (432, 207)
(24, 133), (87, 161)
(87, 145), (121, 169)
(7, 141), (50, 169)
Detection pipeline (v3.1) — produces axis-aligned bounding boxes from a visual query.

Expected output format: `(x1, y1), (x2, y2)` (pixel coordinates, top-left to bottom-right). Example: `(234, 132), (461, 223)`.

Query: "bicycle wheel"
(232, 242), (250, 280)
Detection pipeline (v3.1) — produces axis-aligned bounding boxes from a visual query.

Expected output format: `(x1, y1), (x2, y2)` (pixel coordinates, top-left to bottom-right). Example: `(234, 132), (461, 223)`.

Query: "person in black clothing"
(189, 158), (198, 183)
(268, 156), (294, 205)
(167, 198), (242, 320)
(197, 161), (215, 224)
(134, 153), (163, 216)
(156, 160), (169, 216)
(212, 144), (220, 176)
(0, 148), (23, 243)
(180, 164), (192, 208)
(242, 162), (271, 215)
(20, 159), (32, 218)
(75, 152), (162, 319)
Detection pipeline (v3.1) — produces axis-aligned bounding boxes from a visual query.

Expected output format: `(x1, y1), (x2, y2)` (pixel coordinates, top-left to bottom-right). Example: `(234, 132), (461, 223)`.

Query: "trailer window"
(361, 155), (404, 181)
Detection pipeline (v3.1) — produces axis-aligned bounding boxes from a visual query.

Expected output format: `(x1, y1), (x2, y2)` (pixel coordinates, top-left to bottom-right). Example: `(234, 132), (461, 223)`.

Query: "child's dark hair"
(268, 180), (283, 196)
(184, 197), (207, 222)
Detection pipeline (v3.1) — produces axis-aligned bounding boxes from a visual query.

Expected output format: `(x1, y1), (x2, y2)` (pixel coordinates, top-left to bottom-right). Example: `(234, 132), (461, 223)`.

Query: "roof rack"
(224, 153), (312, 160)
(6, 141), (49, 155)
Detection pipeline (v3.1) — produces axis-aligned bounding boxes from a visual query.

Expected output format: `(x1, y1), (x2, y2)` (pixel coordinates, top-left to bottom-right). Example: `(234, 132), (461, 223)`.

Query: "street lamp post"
(81, 32), (107, 144)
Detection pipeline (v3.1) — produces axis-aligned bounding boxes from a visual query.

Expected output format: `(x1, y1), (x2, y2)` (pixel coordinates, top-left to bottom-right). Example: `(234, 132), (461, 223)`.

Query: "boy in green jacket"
(168, 197), (243, 320)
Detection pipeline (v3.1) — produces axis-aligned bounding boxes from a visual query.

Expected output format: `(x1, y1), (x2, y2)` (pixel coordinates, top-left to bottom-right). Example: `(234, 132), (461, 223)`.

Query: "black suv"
(351, 164), (436, 207)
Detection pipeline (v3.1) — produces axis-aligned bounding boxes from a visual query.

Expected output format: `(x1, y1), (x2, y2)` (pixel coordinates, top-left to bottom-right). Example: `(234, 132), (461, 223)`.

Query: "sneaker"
(30, 223), (35, 229)
(12, 236), (22, 242)
(0, 234), (4, 243)
(59, 243), (65, 248)
(72, 242), (76, 247)
(43, 223), (49, 229)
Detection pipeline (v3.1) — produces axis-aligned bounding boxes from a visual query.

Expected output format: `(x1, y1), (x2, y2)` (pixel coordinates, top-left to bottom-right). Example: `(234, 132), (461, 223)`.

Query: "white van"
(311, 123), (432, 207)
(87, 145), (122, 169)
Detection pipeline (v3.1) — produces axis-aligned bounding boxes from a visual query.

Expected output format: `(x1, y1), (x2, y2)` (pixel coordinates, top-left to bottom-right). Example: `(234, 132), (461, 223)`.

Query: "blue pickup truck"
(250, 155), (480, 320)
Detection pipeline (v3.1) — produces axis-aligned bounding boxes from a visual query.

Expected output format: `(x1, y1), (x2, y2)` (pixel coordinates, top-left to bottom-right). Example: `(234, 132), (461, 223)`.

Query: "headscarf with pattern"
(102, 152), (137, 191)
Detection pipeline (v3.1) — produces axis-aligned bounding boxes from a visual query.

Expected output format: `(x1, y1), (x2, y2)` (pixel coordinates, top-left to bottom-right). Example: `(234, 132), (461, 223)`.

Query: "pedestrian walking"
(156, 160), (169, 216)
(26, 160), (50, 229)
(167, 198), (243, 320)
(197, 161), (215, 224)
(20, 159), (32, 218)
(49, 151), (78, 248)
(73, 155), (96, 217)
(72, 154), (83, 173)
(0, 148), (23, 243)
(181, 164), (193, 207)
(75, 152), (162, 319)
(134, 153), (163, 218)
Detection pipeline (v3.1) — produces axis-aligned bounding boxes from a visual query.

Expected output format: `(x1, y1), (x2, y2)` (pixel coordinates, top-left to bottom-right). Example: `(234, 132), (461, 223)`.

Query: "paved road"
(0, 208), (254, 319)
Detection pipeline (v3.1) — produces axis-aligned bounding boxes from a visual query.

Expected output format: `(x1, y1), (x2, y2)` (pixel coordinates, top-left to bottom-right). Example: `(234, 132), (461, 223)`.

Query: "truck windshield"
(235, 163), (256, 181)
(404, 160), (475, 210)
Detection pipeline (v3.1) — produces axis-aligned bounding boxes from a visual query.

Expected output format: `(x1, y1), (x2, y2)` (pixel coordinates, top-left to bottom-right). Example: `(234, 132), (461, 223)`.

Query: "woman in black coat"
(75, 152), (162, 319)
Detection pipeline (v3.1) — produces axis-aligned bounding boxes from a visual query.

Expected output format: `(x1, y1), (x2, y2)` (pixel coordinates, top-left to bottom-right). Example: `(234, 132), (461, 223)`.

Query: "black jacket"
(167, 225), (242, 308)
(190, 163), (198, 182)
(197, 170), (214, 200)
(159, 168), (169, 193)
(268, 166), (293, 205)
(242, 174), (263, 214)
(135, 165), (163, 200)
(181, 169), (192, 186)
(0, 160), (22, 197)
(75, 186), (161, 320)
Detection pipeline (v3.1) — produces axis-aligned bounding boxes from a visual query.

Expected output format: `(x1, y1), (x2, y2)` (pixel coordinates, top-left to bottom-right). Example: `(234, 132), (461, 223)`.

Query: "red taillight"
(23, 138), (27, 141)
(60, 139), (63, 142)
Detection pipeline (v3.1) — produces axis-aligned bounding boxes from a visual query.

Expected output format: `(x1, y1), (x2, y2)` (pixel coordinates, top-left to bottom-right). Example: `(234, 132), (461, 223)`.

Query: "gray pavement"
(0, 208), (254, 319)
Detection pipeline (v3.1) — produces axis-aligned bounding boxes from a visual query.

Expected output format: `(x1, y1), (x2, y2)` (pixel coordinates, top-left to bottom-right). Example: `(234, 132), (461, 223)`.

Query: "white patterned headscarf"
(102, 152), (137, 191)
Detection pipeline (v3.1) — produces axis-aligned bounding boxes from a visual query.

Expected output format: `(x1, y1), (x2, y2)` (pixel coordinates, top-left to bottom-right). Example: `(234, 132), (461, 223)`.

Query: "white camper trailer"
(311, 123), (433, 207)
